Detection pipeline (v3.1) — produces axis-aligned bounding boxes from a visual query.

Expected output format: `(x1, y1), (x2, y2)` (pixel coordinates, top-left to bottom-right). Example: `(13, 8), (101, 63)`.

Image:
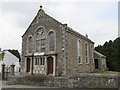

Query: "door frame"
(94, 59), (99, 69)
(26, 57), (31, 73)
(47, 57), (53, 75)
(47, 56), (55, 76)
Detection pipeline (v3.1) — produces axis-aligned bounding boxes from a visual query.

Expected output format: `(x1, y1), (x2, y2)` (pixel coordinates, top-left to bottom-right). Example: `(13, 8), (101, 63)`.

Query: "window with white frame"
(28, 36), (33, 53)
(35, 57), (45, 65)
(48, 31), (55, 51)
(36, 28), (46, 52)
(85, 43), (89, 64)
(35, 57), (39, 65)
(77, 40), (82, 64)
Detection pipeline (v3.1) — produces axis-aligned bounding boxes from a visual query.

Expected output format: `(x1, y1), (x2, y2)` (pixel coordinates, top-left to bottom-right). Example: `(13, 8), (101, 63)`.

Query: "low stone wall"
(8, 74), (119, 88)
(68, 74), (119, 88)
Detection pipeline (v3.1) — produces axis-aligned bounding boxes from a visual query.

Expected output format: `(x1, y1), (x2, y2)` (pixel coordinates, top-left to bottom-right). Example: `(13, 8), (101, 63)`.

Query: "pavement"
(0, 80), (57, 89)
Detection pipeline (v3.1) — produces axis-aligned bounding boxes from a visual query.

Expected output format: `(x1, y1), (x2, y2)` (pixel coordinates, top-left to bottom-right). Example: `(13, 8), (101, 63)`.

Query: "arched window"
(77, 40), (81, 64)
(48, 31), (55, 51)
(36, 27), (46, 52)
(28, 36), (33, 53)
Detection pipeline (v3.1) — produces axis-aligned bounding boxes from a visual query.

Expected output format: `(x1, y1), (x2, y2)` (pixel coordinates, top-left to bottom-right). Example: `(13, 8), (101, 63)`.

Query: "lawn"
(93, 71), (120, 74)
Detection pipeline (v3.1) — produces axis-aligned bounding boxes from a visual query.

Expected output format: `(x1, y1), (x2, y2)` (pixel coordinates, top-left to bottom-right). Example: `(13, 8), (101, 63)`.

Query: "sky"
(0, 0), (118, 52)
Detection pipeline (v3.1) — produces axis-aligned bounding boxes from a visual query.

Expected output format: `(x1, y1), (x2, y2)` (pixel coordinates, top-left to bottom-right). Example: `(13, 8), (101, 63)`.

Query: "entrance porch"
(24, 55), (56, 76)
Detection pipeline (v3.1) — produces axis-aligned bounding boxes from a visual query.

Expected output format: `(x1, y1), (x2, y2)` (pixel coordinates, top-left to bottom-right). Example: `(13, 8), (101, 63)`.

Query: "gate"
(4, 66), (10, 80)
(1, 64), (15, 80)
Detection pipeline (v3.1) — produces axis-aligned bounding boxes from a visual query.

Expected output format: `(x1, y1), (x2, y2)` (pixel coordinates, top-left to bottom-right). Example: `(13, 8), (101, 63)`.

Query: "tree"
(95, 37), (120, 71)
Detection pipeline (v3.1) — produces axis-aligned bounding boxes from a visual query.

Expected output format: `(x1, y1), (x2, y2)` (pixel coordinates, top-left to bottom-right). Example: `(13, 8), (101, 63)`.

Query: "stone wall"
(8, 74), (119, 88)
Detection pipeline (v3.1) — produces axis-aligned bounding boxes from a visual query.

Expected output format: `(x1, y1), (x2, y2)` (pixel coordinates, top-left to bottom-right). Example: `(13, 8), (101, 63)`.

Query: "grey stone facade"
(21, 6), (107, 76)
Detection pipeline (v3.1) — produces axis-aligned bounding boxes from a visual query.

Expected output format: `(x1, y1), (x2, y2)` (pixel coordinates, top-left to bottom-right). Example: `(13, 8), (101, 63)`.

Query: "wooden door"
(47, 57), (53, 74)
(26, 58), (31, 72)
(94, 59), (99, 69)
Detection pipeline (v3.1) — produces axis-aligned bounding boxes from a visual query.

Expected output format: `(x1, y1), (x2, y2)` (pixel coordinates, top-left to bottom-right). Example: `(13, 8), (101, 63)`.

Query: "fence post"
(10, 64), (15, 76)
(1, 63), (5, 80)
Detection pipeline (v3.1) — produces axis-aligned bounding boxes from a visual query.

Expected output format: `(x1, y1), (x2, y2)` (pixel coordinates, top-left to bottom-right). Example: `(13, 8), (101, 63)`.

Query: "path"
(0, 80), (57, 88)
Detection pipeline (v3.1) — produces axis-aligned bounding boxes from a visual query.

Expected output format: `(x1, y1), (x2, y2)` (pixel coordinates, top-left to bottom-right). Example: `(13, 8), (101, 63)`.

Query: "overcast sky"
(0, 0), (118, 52)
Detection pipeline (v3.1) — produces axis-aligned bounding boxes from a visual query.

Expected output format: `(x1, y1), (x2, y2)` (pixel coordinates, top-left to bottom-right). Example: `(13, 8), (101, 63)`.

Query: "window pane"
(43, 57), (45, 65)
(36, 32), (41, 39)
(36, 28), (46, 53)
(41, 47), (45, 52)
(28, 37), (33, 53)
(77, 40), (80, 56)
(40, 57), (42, 65)
(48, 31), (55, 51)
(36, 40), (41, 52)
(41, 39), (45, 46)
(41, 32), (45, 39)
(35, 58), (37, 65)
(78, 56), (81, 63)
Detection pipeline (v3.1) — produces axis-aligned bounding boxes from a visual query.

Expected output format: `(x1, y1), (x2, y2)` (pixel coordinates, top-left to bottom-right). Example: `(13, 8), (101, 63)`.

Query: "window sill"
(78, 63), (82, 65)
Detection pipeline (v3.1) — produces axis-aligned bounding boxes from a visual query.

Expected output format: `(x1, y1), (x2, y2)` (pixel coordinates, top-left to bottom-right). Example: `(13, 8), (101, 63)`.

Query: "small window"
(35, 57), (40, 65)
(43, 57), (45, 65)
(35, 58), (38, 65)
(91, 45), (94, 63)
(28, 36), (33, 53)
(77, 40), (82, 64)
(78, 56), (81, 64)
(40, 57), (42, 65)
(85, 43), (89, 64)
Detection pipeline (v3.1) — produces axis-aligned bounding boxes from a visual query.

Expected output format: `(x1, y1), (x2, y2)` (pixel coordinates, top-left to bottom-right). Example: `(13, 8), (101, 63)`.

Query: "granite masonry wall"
(8, 74), (119, 88)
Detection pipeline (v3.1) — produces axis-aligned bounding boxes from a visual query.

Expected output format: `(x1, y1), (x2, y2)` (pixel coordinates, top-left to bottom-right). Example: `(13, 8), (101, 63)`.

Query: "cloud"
(43, 2), (118, 45)
(0, 2), (118, 52)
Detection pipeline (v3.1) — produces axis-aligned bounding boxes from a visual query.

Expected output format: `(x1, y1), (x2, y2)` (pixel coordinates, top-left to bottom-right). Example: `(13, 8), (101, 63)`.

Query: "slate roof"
(94, 51), (106, 58)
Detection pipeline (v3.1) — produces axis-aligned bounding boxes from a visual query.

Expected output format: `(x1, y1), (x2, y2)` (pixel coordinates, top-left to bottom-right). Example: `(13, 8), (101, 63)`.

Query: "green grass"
(93, 71), (120, 74)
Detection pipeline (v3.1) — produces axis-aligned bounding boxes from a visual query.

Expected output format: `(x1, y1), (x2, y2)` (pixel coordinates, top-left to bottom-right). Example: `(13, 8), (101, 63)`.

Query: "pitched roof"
(94, 51), (106, 58)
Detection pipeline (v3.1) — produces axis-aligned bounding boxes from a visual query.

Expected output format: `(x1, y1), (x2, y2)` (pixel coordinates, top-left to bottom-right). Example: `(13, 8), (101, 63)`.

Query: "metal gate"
(3, 66), (10, 80)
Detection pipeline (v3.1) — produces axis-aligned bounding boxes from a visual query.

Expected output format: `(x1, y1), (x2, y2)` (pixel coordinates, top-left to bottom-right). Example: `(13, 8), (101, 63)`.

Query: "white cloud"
(0, 2), (118, 52)
(44, 2), (117, 46)
(0, 0), (119, 2)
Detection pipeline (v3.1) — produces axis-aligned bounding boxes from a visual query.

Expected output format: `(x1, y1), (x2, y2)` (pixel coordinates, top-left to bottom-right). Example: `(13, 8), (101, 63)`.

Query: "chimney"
(85, 34), (88, 38)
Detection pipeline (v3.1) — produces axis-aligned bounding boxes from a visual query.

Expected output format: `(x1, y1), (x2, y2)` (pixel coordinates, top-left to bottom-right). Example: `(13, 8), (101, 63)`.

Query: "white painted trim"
(44, 56), (47, 75)
(53, 56), (56, 76)
(24, 58), (27, 73)
(30, 57), (32, 74)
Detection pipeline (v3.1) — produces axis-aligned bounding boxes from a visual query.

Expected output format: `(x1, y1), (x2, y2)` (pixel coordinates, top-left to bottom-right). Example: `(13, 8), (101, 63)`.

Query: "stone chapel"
(21, 6), (107, 76)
